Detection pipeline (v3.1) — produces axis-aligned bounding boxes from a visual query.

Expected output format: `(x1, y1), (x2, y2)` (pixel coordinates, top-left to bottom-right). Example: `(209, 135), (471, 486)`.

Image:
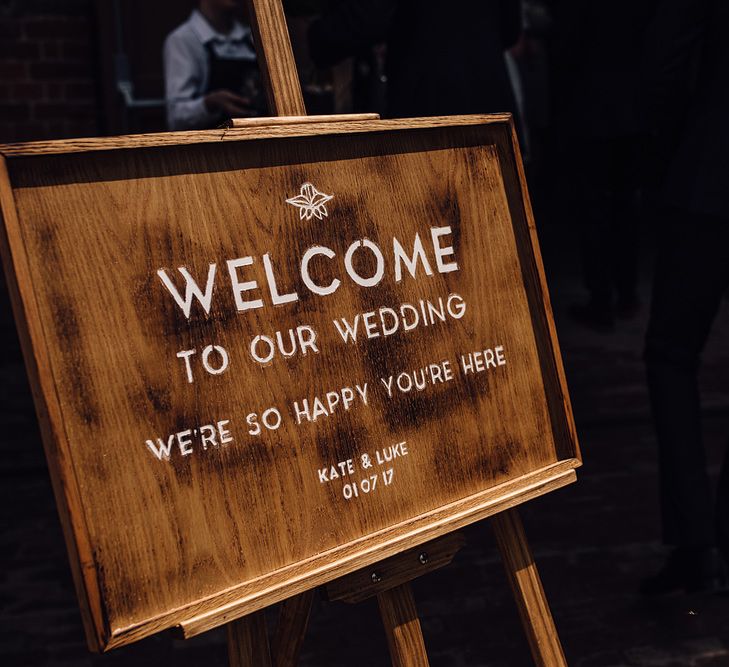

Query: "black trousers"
(574, 136), (639, 307)
(645, 207), (729, 552)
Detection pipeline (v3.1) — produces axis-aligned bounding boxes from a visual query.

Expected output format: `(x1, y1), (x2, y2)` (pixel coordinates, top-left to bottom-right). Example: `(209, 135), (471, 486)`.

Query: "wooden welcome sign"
(0, 3), (579, 665)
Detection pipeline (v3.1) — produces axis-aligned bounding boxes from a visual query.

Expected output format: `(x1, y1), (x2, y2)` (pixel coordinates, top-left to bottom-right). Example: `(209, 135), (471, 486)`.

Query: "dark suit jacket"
(547, 0), (658, 139)
(308, 0), (521, 118)
(642, 0), (729, 218)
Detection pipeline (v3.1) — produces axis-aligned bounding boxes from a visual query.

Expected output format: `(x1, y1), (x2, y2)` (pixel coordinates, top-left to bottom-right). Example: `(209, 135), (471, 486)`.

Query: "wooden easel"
(224, 2), (567, 665)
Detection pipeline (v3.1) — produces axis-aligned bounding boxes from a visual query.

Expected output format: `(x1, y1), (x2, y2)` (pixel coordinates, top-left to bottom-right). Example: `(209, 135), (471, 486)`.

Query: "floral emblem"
(285, 182), (334, 220)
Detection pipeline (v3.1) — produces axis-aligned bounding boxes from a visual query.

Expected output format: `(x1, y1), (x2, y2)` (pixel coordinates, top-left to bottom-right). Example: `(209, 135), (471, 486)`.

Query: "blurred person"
(163, 0), (263, 130)
(506, 1), (553, 217)
(506, 1), (553, 164)
(307, 0), (521, 118)
(639, 0), (729, 595)
(547, 0), (658, 331)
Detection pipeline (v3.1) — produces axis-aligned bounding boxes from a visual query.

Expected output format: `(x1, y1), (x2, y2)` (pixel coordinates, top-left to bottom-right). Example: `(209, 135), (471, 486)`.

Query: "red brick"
(0, 40), (40, 59)
(46, 82), (63, 97)
(32, 102), (70, 119)
(33, 101), (95, 120)
(29, 60), (91, 80)
(61, 40), (92, 61)
(65, 81), (95, 101)
(63, 121), (98, 139)
(0, 103), (32, 122)
(0, 19), (22, 41)
(25, 18), (88, 41)
(5, 121), (48, 143)
(13, 82), (45, 100)
(0, 61), (27, 80)
(41, 41), (62, 59)
(0, 128), (18, 143)
(47, 120), (65, 136)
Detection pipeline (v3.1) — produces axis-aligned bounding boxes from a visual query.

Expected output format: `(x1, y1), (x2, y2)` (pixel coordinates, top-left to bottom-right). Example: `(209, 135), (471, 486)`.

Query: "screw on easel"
(418, 552), (429, 565)
(371, 571), (382, 583)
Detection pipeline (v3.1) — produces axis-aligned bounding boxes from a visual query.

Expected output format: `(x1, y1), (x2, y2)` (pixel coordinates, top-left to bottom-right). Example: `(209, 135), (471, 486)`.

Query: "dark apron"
(204, 38), (266, 115)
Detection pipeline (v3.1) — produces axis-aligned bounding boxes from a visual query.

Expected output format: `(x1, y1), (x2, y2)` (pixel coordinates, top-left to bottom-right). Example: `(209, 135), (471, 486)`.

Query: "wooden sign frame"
(0, 2), (580, 665)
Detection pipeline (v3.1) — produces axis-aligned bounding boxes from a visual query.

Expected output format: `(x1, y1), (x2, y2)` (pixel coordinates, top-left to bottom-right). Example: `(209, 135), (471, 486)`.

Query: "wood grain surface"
(0, 114), (513, 157)
(377, 584), (430, 667)
(178, 460), (577, 642)
(0, 116), (579, 651)
(493, 509), (567, 666)
(245, 0), (306, 115)
(270, 588), (314, 667)
(226, 113), (379, 128)
(227, 610), (272, 667)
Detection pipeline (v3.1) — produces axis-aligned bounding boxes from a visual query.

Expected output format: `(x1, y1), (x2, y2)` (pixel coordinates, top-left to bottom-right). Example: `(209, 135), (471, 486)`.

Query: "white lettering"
(344, 239), (385, 287)
(393, 233), (433, 282)
(157, 264), (216, 318)
(301, 246), (340, 296)
(431, 226), (459, 273)
(227, 257), (263, 311)
(262, 253), (298, 305)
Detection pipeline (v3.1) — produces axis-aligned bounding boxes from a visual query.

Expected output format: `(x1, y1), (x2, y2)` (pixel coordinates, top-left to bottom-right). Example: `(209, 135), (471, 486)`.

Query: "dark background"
(0, 0), (359, 142)
(2, 1), (729, 665)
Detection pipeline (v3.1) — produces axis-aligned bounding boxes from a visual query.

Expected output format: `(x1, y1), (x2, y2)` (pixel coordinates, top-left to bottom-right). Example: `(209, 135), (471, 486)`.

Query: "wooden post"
(227, 611), (273, 667)
(492, 509), (567, 667)
(324, 534), (464, 666)
(245, 0), (306, 116)
(270, 589), (315, 667)
(225, 4), (313, 665)
(377, 584), (430, 667)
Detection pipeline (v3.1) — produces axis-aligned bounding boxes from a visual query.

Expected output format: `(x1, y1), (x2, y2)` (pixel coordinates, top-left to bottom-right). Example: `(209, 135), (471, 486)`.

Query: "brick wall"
(0, 0), (100, 143)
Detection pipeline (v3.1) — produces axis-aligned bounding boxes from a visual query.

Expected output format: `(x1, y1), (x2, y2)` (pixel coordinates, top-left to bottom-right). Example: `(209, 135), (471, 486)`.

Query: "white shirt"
(163, 10), (256, 130)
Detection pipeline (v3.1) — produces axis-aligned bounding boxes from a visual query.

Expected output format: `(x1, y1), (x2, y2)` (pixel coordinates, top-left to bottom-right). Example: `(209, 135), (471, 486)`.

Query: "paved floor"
(1, 220), (728, 666)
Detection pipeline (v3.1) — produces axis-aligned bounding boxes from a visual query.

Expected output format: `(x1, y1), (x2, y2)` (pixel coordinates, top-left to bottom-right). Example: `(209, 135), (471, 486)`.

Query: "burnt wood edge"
(93, 458), (583, 652)
(503, 118), (581, 463)
(0, 155), (107, 651)
(0, 114), (514, 157)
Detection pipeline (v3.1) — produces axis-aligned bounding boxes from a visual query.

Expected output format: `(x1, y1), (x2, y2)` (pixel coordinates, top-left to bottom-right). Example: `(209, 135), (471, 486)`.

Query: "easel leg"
(227, 610), (272, 667)
(271, 590), (314, 667)
(491, 509), (567, 667)
(377, 583), (430, 667)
